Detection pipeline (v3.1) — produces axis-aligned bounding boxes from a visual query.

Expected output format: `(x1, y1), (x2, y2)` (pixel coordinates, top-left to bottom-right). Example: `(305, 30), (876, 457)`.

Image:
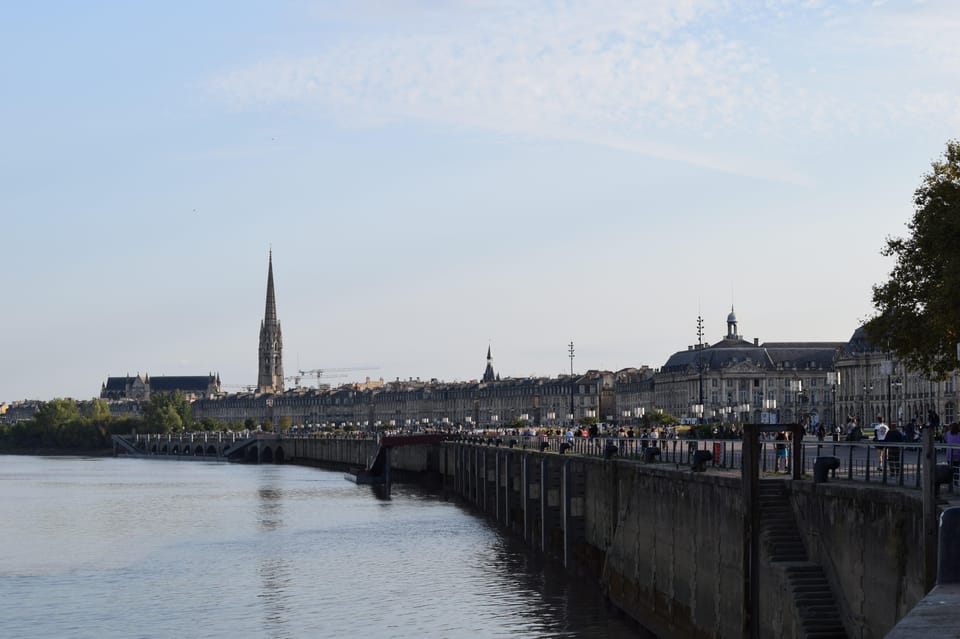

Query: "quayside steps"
(222, 437), (257, 459)
(759, 479), (848, 639)
(111, 435), (140, 456)
(347, 434), (448, 484)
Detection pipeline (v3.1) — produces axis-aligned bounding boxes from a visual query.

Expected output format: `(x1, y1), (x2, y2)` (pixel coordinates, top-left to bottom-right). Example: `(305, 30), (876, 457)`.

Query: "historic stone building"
(655, 309), (845, 427)
(187, 259), (960, 432)
(257, 251), (284, 394)
(100, 373), (220, 401)
(614, 367), (656, 426)
(834, 327), (959, 428)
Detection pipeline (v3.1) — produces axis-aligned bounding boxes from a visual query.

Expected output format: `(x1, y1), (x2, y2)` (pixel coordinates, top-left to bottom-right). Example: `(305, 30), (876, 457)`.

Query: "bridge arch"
(206, 445), (217, 456)
(274, 446), (285, 464)
(261, 446), (274, 463)
(195, 444), (204, 456)
(171, 445), (179, 455)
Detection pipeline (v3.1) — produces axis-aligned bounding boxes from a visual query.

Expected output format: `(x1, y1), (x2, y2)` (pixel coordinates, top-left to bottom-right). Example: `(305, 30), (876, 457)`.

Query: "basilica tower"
(258, 251), (284, 393)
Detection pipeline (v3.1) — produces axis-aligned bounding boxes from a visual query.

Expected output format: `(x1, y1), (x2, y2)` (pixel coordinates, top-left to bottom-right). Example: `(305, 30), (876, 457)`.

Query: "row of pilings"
(441, 441), (590, 569)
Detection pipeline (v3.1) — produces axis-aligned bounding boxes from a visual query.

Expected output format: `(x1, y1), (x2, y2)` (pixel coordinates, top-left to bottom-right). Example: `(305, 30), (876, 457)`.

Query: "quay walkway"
(455, 434), (960, 492)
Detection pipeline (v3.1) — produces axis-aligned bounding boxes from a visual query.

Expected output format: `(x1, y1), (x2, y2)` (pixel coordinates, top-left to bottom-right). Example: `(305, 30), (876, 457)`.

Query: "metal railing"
(450, 435), (960, 491)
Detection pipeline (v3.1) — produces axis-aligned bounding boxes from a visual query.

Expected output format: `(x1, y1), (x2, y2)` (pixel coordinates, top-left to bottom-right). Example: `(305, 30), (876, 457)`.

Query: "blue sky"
(2, 1), (959, 401)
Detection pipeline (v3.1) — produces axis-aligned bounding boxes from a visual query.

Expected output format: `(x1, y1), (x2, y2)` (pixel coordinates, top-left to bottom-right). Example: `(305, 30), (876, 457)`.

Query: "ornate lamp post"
(568, 341), (576, 427)
(826, 372), (839, 430)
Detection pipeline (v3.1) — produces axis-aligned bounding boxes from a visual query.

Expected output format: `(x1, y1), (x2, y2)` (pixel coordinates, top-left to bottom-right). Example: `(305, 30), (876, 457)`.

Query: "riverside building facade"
(97, 253), (960, 431)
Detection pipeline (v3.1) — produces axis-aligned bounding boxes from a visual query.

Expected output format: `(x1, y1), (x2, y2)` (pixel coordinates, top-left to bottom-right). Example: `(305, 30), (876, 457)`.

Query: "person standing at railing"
(774, 431), (789, 473)
(884, 421), (905, 476)
(875, 418), (890, 471)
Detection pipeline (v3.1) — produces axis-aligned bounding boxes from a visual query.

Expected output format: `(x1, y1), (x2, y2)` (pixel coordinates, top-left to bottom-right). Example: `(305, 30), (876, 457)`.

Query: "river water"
(0, 456), (645, 639)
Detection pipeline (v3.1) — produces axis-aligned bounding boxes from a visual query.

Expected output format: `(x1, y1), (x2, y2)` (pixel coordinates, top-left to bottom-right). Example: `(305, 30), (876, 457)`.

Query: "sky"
(2, 0), (959, 401)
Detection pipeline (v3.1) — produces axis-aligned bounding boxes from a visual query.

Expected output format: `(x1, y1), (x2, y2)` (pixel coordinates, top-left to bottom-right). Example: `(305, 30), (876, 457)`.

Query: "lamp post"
(568, 341), (576, 427)
(789, 379), (802, 425)
(881, 360), (894, 425)
(827, 372), (839, 430)
(763, 399), (777, 425)
(697, 315), (705, 424)
(691, 403), (704, 425)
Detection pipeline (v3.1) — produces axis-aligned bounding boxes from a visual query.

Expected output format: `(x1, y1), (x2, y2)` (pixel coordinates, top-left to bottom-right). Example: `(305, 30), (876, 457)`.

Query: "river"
(0, 456), (647, 638)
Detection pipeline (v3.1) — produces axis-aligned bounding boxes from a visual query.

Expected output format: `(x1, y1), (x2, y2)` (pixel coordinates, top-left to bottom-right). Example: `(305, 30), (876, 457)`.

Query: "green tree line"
(0, 393), (249, 451)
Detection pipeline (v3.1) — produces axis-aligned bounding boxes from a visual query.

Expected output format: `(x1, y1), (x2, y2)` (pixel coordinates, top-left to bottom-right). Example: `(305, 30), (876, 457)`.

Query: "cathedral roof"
(149, 376), (216, 392)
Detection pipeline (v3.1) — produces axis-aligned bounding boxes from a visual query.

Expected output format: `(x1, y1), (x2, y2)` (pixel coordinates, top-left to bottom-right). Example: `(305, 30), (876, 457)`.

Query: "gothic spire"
(483, 345), (496, 383)
(258, 250), (284, 394)
(264, 249), (277, 325)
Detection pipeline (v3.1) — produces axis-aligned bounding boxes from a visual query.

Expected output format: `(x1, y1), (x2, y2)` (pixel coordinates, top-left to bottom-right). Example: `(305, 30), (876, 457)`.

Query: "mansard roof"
(841, 326), (884, 355)
(662, 340), (843, 373)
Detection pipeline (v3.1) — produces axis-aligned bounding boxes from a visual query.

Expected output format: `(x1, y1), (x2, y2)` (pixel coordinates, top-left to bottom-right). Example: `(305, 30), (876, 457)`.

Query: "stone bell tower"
(258, 250), (284, 394)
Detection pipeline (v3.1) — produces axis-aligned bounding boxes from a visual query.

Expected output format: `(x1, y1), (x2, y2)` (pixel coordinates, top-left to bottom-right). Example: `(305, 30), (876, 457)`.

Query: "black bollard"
(691, 450), (713, 472)
(813, 456), (840, 483)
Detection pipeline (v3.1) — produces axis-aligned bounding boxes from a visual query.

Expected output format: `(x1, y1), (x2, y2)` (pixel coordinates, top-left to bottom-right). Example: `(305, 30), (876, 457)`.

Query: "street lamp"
(789, 379), (803, 425)
(862, 383), (873, 427)
(826, 372), (839, 430)
(763, 399), (777, 424)
(569, 341), (576, 427)
(691, 403), (704, 423)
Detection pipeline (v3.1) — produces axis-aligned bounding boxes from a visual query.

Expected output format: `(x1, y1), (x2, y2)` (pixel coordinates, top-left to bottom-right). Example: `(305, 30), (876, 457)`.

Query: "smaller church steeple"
(482, 345), (496, 382)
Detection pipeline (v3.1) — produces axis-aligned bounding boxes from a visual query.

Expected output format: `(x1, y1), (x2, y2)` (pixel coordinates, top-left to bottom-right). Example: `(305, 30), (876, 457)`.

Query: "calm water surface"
(0, 456), (643, 639)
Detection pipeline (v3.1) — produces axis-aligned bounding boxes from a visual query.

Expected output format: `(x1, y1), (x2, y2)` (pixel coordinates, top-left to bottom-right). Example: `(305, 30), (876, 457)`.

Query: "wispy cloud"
(208, 0), (960, 181)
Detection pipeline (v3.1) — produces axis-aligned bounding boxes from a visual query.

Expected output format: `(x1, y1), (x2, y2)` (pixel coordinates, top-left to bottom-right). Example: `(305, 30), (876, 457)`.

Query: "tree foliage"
(142, 391), (192, 433)
(866, 140), (960, 379)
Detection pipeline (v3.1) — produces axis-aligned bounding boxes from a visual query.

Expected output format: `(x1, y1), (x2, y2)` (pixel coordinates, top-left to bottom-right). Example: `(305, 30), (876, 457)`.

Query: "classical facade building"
(834, 327), (959, 427)
(257, 251), (284, 394)
(655, 309), (845, 427)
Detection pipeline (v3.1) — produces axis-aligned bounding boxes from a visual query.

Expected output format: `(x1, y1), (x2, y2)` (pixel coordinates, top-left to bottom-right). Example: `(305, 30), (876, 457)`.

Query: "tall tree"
(866, 140), (960, 379)
(82, 398), (112, 421)
(34, 398), (80, 429)
(143, 391), (191, 433)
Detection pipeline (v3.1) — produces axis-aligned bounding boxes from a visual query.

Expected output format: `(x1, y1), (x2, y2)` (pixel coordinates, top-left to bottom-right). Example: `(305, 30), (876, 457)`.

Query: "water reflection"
(258, 557), (292, 639)
(0, 457), (649, 639)
(257, 486), (283, 530)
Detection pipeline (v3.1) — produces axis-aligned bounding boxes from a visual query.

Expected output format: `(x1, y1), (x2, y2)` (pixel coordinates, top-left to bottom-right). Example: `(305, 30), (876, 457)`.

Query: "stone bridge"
(112, 432), (291, 463)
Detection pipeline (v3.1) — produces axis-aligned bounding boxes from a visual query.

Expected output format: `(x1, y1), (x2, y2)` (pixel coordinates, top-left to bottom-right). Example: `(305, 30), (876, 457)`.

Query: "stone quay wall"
(279, 437), (926, 638)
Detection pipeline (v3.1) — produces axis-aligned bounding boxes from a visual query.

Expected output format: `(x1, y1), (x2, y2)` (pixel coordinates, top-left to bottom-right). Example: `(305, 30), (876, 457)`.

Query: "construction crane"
(298, 366), (380, 388)
(221, 384), (258, 393)
(284, 372), (347, 388)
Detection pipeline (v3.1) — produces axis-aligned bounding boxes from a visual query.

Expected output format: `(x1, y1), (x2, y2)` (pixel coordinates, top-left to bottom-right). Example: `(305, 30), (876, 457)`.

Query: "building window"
(947, 402), (955, 424)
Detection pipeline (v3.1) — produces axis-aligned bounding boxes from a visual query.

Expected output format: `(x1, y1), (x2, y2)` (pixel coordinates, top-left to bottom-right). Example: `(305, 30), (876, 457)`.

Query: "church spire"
(258, 250), (284, 393)
(482, 345), (496, 383)
(264, 249), (277, 324)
